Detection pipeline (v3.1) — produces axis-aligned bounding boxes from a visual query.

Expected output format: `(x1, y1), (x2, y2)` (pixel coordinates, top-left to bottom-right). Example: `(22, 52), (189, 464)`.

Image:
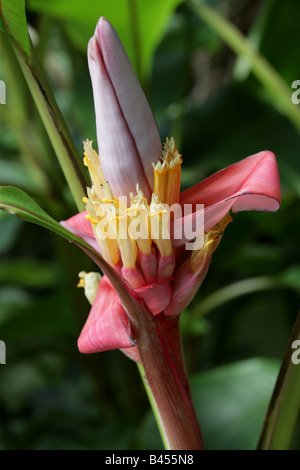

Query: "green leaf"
(190, 358), (280, 450)
(0, 211), (23, 255)
(0, 0), (31, 63)
(279, 266), (300, 294)
(26, 0), (184, 78)
(0, 185), (84, 245)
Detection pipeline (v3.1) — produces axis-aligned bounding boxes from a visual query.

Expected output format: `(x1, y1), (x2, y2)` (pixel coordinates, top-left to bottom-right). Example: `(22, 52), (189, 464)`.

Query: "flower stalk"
(77, 240), (204, 450)
(133, 317), (204, 450)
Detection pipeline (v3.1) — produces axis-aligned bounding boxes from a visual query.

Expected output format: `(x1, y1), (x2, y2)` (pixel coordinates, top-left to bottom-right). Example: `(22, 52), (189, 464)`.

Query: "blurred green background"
(0, 0), (299, 449)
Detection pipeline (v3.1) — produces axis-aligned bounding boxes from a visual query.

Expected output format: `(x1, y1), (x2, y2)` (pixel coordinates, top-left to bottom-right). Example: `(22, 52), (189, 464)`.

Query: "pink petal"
(120, 346), (140, 363)
(88, 17), (162, 199)
(135, 280), (172, 315)
(78, 276), (134, 353)
(174, 151), (280, 246)
(60, 211), (99, 252)
(80, 276), (115, 331)
(138, 250), (157, 285)
(157, 253), (175, 281)
(164, 254), (211, 317)
(121, 266), (145, 289)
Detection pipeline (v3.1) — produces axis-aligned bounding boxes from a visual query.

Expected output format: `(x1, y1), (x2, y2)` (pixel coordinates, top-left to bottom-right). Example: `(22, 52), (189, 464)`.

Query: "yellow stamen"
(111, 214), (137, 269)
(84, 183), (120, 267)
(83, 139), (106, 200)
(153, 161), (168, 204)
(77, 278), (85, 288)
(190, 235), (214, 275)
(127, 187), (152, 255)
(82, 136), (184, 273)
(152, 137), (182, 207)
(95, 219), (120, 267)
(101, 182), (118, 204)
(85, 214), (99, 225)
(207, 212), (233, 252)
(149, 194), (172, 257)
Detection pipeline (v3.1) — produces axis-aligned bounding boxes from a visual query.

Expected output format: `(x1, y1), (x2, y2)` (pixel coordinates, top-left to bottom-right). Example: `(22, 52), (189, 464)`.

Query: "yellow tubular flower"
(127, 187), (152, 256)
(149, 194), (172, 258)
(99, 183), (138, 270)
(83, 139), (106, 200)
(111, 214), (138, 270)
(153, 137), (182, 207)
(85, 193), (120, 267)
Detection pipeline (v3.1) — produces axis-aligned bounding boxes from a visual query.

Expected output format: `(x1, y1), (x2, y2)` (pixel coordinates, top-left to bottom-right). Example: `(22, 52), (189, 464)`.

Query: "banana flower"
(61, 17), (281, 364)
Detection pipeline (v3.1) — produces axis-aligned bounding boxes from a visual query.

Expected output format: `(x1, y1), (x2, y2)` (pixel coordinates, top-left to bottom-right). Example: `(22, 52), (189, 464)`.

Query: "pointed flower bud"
(88, 17), (162, 200)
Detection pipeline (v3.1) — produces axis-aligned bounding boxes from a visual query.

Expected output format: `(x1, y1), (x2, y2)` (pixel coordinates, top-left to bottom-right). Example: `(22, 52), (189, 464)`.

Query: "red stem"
(137, 314), (204, 450)
(79, 242), (204, 450)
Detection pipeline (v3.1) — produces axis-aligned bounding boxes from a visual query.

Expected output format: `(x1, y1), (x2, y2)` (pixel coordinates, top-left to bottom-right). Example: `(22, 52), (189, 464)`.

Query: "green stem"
(257, 310), (300, 449)
(189, 0), (300, 133)
(193, 276), (280, 318)
(15, 40), (88, 211)
(233, 0), (275, 81)
(0, 35), (51, 192)
(136, 315), (197, 450)
(137, 362), (169, 450)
